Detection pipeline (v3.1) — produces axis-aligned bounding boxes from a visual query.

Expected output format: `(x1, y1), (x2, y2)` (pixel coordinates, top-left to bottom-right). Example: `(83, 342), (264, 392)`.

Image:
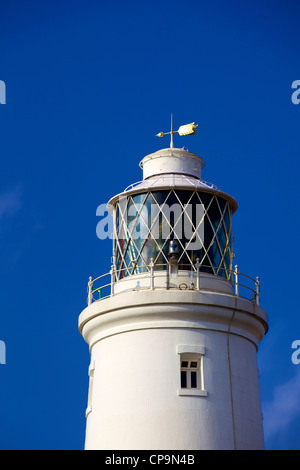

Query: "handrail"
(123, 179), (220, 193)
(123, 180), (143, 192)
(199, 180), (220, 191)
(86, 261), (260, 307)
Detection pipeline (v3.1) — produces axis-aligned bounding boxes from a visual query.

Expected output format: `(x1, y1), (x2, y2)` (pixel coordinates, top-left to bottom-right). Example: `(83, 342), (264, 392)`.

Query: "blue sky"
(0, 0), (300, 450)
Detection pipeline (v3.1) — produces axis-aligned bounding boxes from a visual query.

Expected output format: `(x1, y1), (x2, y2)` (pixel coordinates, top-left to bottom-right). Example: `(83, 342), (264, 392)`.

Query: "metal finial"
(170, 113), (174, 149)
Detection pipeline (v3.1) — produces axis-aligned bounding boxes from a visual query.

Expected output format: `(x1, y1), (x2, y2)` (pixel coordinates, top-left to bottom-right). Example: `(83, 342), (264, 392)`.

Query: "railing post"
(255, 276), (260, 306)
(88, 276), (93, 306)
(149, 257), (154, 290)
(196, 258), (200, 291)
(166, 262), (170, 290)
(234, 265), (239, 297)
(110, 264), (115, 297)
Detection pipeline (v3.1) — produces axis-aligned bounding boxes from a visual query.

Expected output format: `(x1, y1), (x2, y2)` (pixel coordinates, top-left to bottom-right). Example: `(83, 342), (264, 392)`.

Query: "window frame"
(177, 345), (207, 397)
(180, 358), (200, 389)
(86, 359), (95, 417)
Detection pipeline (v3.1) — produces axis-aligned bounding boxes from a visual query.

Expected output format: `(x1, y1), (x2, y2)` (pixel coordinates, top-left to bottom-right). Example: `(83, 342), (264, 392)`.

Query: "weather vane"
(156, 114), (198, 149)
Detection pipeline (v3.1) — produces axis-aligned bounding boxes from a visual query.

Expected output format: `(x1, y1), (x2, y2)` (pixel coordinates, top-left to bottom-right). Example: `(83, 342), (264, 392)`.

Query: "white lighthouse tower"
(79, 120), (268, 450)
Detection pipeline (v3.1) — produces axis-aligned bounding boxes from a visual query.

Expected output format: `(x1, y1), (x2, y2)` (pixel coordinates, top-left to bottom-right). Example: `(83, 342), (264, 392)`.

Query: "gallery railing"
(86, 260), (261, 307)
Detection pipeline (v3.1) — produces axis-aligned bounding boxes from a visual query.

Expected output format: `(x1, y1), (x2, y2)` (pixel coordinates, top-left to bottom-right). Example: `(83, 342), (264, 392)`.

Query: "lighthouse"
(78, 120), (268, 450)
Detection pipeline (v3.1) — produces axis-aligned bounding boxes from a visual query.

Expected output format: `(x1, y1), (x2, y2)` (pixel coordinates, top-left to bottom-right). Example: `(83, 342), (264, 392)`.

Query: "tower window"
(177, 345), (207, 397)
(180, 359), (200, 389)
(86, 360), (95, 417)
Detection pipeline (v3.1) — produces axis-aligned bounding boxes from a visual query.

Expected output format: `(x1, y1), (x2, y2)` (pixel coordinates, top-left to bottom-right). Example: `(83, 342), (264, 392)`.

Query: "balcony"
(86, 260), (261, 307)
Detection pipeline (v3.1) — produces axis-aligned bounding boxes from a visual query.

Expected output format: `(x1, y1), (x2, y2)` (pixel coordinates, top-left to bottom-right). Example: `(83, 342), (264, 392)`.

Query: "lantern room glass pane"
(114, 189), (232, 280)
(181, 371), (187, 388)
(191, 371), (197, 388)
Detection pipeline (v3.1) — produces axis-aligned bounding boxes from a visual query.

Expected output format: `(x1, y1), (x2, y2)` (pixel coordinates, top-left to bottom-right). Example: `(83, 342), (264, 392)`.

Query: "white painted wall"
(79, 288), (267, 450)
